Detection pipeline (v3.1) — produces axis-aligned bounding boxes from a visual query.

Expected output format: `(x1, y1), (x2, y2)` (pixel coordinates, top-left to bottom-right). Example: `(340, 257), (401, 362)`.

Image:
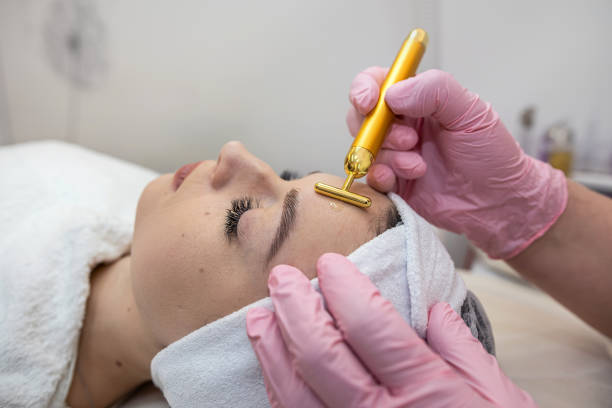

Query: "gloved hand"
(246, 253), (536, 408)
(347, 68), (567, 259)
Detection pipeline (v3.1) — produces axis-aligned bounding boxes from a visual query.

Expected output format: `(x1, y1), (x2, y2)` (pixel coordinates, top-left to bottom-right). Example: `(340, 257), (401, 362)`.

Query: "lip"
(173, 161), (203, 191)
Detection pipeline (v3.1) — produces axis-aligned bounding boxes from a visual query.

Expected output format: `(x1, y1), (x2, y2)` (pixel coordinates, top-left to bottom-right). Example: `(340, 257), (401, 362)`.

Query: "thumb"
(427, 303), (537, 407)
(385, 69), (492, 132)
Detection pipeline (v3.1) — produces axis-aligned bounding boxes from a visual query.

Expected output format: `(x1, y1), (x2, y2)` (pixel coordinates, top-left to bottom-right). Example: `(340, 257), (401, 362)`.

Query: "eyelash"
(224, 196), (259, 240)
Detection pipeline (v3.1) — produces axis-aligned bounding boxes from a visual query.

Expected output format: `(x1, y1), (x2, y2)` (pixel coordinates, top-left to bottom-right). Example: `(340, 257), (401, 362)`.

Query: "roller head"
(313, 147), (373, 208)
(314, 181), (371, 208)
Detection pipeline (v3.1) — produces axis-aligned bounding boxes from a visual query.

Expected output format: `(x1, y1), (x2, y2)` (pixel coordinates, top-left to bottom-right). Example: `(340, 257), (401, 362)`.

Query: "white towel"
(0, 141), (157, 408)
(151, 193), (467, 408)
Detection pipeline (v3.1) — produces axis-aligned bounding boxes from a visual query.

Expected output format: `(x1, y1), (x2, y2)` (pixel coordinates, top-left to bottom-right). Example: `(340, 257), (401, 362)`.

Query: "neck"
(67, 255), (161, 408)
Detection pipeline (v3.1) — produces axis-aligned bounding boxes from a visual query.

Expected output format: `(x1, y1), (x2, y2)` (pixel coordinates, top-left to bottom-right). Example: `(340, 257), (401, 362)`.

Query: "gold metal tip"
(314, 182), (371, 208)
(409, 28), (429, 47)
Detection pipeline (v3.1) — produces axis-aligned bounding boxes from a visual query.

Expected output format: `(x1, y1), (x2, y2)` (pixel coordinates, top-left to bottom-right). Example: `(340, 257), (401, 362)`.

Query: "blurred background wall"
(439, 0), (612, 171)
(1, 0), (610, 175)
(0, 0), (436, 174)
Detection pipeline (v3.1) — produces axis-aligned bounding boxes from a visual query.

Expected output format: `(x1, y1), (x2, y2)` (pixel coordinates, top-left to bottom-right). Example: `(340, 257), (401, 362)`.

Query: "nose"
(212, 141), (278, 189)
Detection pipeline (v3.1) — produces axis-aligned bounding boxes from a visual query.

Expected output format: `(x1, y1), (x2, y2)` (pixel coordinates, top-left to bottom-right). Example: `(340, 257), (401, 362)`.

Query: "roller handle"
(352, 28), (428, 156)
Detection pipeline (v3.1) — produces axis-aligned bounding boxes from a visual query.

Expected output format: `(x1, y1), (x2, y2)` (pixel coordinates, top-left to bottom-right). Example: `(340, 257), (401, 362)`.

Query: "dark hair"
(279, 169), (301, 181)
(371, 204), (402, 236)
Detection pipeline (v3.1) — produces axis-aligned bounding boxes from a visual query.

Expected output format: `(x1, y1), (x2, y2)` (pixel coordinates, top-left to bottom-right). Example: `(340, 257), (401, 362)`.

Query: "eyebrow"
(267, 188), (300, 262)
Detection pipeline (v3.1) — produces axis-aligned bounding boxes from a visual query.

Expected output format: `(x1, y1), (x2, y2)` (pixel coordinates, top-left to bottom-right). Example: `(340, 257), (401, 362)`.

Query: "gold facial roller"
(315, 28), (428, 208)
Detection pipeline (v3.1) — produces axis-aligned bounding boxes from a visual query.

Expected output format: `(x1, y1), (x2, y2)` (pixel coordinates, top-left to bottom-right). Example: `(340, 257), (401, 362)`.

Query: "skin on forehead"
(265, 174), (387, 274)
(129, 143), (393, 346)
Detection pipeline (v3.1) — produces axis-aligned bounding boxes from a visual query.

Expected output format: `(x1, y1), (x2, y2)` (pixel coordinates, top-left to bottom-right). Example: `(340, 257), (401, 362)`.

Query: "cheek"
(131, 220), (194, 342)
(130, 211), (269, 345)
(131, 203), (219, 344)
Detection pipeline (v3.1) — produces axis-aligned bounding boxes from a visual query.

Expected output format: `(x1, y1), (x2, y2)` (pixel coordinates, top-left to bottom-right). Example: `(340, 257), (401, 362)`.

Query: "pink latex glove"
(246, 253), (536, 408)
(347, 68), (567, 259)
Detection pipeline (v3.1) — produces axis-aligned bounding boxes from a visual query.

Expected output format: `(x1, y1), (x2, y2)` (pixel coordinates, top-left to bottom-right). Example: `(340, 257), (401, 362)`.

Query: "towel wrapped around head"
(151, 193), (495, 408)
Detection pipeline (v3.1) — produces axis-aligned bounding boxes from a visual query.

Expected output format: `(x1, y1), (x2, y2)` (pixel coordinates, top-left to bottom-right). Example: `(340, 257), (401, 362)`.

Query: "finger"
(349, 66), (389, 115)
(382, 123), (419, 151)
(247, 307), (325, 408)
(385, 69), (488, 131)
(366, 164), (397, 193)
(346, 105), (364, 137)
(376, 149), (427, 180)
(427, 303), (537, 407)
(316, 253), (455, 389)
(268, 265), (383, 407)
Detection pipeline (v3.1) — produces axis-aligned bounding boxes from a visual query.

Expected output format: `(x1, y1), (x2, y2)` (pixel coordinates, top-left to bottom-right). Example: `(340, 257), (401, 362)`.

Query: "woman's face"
(131, 141), (394, 346)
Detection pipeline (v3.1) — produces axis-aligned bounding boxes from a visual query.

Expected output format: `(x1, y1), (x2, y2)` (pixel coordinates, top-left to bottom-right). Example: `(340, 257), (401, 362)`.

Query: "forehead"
(270, 173), (390, 276)
(298, 172), (389, 214)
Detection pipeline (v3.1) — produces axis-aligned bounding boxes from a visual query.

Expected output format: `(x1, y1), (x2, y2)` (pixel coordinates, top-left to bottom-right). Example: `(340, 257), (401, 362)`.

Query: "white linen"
(0, 141), (157, 407)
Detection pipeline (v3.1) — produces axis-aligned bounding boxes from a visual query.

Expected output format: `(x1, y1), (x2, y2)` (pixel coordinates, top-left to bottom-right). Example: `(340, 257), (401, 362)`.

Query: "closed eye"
(224, 196), (259, 241)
